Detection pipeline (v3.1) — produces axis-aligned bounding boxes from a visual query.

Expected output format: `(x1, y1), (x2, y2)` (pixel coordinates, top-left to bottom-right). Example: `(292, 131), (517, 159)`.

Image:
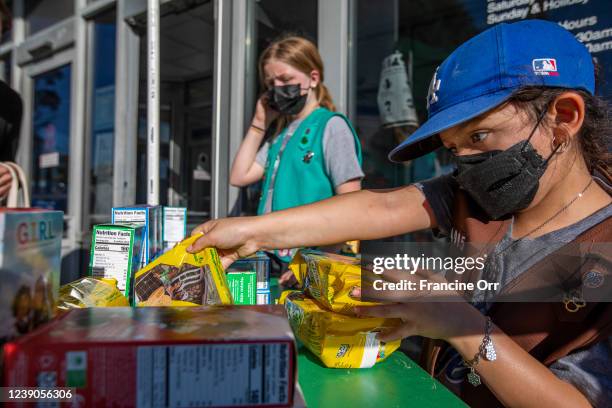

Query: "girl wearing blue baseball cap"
(190, 20), (611, 407)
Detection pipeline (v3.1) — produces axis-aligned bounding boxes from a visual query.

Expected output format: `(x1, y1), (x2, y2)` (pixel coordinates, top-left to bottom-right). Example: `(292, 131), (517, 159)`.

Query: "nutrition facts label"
(113, 209), (146, 225)
(91, 229), (132, 291)
(163, 207), (186, 243)
(136, 343), (290, 408)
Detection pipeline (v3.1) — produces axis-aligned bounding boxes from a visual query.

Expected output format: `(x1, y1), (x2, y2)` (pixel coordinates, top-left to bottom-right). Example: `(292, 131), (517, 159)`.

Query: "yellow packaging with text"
(134, 234), (233, 306)
(280, 290), (401, 368)
(289, 250), (379, 315)
(58, 277), (129, 309)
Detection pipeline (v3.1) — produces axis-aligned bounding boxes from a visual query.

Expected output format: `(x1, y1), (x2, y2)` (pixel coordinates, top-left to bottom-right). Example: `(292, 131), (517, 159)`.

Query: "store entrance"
(131, 0), (214, 227)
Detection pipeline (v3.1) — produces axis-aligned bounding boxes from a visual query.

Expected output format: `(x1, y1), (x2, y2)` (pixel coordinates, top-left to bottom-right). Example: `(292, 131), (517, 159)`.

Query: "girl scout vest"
(420, 166), (612, 407)
(257, 107), (362, 216)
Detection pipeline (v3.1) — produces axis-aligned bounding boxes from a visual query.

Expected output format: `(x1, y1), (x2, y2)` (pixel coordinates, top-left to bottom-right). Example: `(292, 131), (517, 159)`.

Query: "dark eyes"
(470, 132), (489, 144)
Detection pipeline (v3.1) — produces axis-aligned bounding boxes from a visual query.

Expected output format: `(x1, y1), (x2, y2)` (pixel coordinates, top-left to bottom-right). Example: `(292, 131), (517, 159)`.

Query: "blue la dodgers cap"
(388, 19), (595, 162)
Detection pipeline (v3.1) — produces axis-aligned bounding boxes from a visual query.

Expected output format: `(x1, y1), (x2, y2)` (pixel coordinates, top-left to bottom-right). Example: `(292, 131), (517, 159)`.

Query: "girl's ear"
(309, 70), (320, 88)
(549, 92), (585, 144)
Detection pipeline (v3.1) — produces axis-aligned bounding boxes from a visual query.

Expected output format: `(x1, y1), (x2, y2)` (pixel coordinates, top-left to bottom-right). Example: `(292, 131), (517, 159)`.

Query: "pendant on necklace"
(467, 368), (481, 386)
(485, 340), (497, 361)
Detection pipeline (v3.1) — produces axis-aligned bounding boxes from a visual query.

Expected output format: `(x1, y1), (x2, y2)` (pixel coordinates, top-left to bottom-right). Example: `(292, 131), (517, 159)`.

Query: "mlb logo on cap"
(389, 19), (595, 162)
(532, 58), (559, 76)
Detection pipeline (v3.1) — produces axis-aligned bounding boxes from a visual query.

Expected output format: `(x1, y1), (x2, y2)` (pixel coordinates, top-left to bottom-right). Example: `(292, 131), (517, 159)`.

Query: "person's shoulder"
(326, 114), (348, 127)
(323, 114), (353, 136)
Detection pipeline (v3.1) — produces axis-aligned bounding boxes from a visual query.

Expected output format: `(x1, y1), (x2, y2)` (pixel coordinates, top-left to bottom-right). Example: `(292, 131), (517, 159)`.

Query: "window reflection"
(135, 1), (214, 222)
(32, 64), (71, 212)
(90, 10), (116, 217)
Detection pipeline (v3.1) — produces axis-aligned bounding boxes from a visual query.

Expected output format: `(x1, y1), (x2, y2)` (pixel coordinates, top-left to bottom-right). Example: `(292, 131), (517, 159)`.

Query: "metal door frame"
(21, 47), (79, 254)
(225, 0), (354, 216)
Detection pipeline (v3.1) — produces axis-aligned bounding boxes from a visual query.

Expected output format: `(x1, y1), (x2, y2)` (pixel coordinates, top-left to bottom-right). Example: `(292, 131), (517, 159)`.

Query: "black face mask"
(454, 107), (559, 220)
(267, 84), (309, 115)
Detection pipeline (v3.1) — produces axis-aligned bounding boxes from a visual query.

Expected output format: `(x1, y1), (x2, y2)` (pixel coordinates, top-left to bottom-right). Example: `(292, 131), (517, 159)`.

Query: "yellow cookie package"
(58, 277), (129, 310)
(280, 290), (401, 368)
(288, 249), (379, 315)
(134, 234), (233, 306)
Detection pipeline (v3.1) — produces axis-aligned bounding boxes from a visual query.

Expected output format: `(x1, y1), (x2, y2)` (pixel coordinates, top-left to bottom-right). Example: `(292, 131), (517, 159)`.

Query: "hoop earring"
(551, 136), (569, 154)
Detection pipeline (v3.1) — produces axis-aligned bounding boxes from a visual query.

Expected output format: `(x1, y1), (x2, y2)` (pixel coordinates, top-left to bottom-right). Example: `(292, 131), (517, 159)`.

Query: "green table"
(270, 279), (467, 407)
(297, 346), (466, 408)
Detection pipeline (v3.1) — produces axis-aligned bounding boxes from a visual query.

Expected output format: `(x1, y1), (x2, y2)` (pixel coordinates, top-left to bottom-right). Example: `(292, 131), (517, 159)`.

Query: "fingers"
(279, 271), (298, 288)
(278, 270), (293, 284)
(355, 303), (416, 342)
(191, 221), (213, 237)
(220, 254), (240, 270)
(188, 221), (218, 253)
(0, 171), (11, 184)
(0, 171), (12, 197)
(187, 233), (215, 253)
(376, 323), (415, 343)
(354, 304), (404, 319)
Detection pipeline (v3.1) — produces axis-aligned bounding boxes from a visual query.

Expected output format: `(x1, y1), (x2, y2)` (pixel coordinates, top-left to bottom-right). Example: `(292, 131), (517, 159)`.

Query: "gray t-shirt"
(417, 174), (612, 407)
(255, 116), (364, 214)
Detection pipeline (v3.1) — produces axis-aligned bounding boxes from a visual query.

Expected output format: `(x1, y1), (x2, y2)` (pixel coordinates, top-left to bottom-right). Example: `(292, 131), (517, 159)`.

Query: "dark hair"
(508, 86), (611, 174)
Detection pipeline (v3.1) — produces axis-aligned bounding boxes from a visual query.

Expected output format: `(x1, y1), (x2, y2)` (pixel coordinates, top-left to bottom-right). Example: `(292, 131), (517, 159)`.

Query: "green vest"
(257, 107), (362, 215)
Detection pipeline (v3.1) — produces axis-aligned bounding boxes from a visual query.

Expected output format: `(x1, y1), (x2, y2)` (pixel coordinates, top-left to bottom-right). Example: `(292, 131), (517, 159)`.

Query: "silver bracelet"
(463, 316), (496, 386)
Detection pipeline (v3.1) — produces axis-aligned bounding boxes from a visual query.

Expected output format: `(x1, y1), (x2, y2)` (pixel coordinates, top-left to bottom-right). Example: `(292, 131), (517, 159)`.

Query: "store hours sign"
(485, 0), (612, 99)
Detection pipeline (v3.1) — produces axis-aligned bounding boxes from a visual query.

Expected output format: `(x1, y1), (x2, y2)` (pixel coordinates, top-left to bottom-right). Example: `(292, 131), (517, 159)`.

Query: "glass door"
(129, 0), (215, 229)
(238, 0), (319, 216)
(30, 64), (72, 212)
(21, 42), (78, 278)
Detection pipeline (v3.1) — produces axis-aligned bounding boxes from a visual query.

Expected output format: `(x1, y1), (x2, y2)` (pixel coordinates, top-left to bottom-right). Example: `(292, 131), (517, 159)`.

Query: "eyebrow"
(456, 112), (490, 133)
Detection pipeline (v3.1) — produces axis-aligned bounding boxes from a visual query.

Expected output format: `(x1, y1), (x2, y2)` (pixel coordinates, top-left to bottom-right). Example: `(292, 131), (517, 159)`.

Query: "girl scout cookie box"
(227, 253), (271, 305)
(88, 224), (145, 302)
(112, 205), (162, 268)
(3, 306), (296, 407)
(162, 206), (187, 251)
(0, 209), (62, 344)
(134, 234), (233, 306)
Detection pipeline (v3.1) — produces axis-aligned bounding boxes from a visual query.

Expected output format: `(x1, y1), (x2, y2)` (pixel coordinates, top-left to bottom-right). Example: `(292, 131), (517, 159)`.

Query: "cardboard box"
(162, 207), (187, 251)
(0, 209), (62, 344)
(89, 224), (145, 301)
(228, 253), (270, 292)
(227, 271), (256, 305)
(112, 205), (162, 267)
(4, 306), (296, 407)
(134, 239), (232, 307)
(257, 291), (271, 305)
